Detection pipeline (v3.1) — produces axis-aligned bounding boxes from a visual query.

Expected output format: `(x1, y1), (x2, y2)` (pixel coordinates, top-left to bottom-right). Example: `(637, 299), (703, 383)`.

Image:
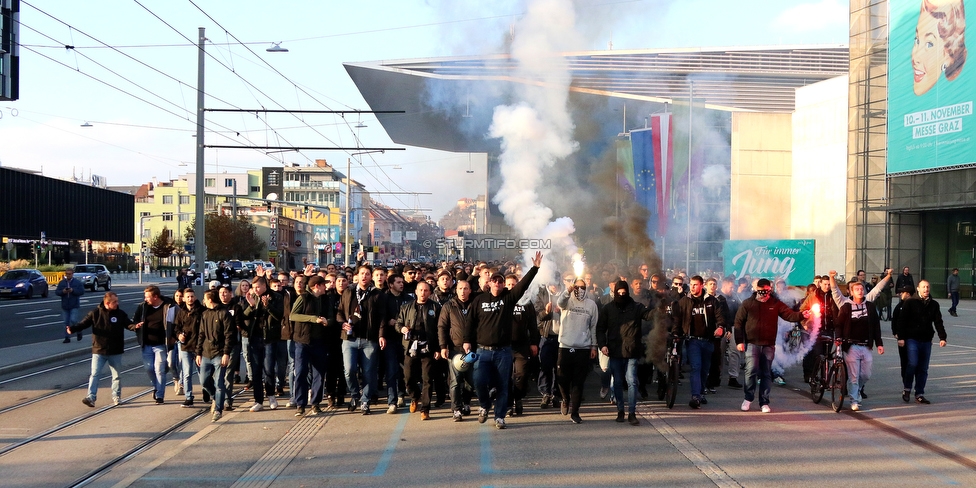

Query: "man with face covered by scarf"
(734, 279), (810, 413)
(555, 277), (600, 424)
(597, 280), (655, 425)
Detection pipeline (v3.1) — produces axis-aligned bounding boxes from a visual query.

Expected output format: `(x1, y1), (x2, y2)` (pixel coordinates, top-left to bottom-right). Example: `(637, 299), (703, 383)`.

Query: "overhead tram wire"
(13, 42), (296, 162)
(185, 1), (421, 209)
(9, 12), (299, 163)
(130, 0), (315, 165)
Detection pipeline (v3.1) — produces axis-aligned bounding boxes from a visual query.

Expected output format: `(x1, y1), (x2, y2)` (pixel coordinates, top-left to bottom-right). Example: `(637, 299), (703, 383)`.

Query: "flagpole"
(686, 82), (693, 276)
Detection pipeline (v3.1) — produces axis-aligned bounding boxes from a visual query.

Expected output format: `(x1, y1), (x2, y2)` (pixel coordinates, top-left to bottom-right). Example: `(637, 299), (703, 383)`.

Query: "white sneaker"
(740, 400), (751, 411)
(269, 396), (278, 410)
(494, 417), (507, 429)
(761, 405), (771, 413)
(851, 402), (860, 411)
(250, 403), (264, 412)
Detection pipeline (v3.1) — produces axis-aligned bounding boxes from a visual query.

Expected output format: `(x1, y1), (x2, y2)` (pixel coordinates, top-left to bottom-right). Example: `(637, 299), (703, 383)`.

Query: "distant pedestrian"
(56, 267), (85, 343)
(895, 267), (915, 298)
(946, 268), (960, 317)
(69, 292), (132, 407)
(177, 268), (193, 291)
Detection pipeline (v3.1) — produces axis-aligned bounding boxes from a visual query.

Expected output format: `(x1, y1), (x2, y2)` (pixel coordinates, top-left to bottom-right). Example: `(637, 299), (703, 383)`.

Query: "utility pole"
(194, 27), (207, 287)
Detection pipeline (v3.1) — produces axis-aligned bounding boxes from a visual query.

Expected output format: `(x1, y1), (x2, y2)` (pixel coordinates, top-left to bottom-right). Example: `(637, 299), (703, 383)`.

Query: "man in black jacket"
(463, 251), (542, 429)
(196, 290), (235, 421)
(130, 286), (177, 405)
(439, 280), (475, 421)
(398, 281), (441, 420)
(896, 280), (948, 404)
(241, 277), (284, 412)
(597, 281), (654, 425)
(70, 292), (132, 407)
(506, 274), (540, 417)
(175, 289), (204, 407)
(674, 276), (726, 409)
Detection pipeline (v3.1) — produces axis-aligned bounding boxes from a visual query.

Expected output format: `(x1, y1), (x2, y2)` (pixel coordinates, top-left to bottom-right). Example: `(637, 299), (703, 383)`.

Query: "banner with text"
(722, 239), (816, 285)
(888, 0), (975, 174)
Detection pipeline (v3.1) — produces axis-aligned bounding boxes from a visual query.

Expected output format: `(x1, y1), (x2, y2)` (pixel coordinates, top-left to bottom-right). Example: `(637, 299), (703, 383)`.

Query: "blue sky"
(0, 0), (849, 218)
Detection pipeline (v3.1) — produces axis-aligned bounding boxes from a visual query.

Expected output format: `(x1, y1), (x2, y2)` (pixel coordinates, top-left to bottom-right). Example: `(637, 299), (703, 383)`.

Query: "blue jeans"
(246, 335), (267, 403)
(382, 341), (403, 405)
(904, 339), (933, 395)
(473, 346), (513, 419)
(687, 338), (714, 400)
(199, 355), (227, 412)
(142, 344), (168, 400)
(537, 336), (558, 396)
(240, 336), (253, 381)
(950, 292), (959, 313)
(293, 341), (328, 408)
(845, 345), (872, 404)
(744, 344), (774, 406)
(168, 345), (181, 389)
(608, 357), (638, 414)
(264, 340), (287, 396)
(178, 345), (196, 401)
(286, 340), (296, 402)
(342, 338), (378, 406)
(87, 353), (123, 403)
(62, 308), (81, 339)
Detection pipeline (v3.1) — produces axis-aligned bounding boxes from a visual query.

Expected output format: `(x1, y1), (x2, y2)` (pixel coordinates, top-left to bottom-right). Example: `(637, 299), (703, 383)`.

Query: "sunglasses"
(756, 289), (771, 296)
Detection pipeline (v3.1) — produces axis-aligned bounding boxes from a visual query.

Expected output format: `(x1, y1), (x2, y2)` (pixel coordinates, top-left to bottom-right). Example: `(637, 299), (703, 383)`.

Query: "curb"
(0, 336), (140, 377)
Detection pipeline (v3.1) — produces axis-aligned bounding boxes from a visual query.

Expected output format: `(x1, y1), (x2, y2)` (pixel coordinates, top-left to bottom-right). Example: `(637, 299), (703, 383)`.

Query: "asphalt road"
(0, 296), (973, 487)
(0, 279), (177, 348)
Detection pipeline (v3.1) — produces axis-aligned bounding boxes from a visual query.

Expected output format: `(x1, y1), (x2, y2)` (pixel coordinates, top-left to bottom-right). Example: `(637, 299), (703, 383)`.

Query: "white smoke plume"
(488, 0), (582, 286)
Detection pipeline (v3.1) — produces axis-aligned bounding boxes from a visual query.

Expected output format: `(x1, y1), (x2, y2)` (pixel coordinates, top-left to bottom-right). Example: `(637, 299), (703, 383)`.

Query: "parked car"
(73, 264), (112, 291)
(228, 260), (248, 278)
(188, 261), (217, 282)
(0, 269), (49, 299)
(242, 261), (257, 277)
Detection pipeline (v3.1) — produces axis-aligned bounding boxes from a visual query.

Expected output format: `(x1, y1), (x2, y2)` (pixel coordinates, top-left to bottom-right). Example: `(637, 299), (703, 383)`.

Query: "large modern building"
(346, 45), (851, 275)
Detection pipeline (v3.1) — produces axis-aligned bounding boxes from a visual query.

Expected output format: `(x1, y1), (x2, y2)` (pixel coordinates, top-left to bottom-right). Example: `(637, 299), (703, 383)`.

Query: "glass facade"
(922, 211), (976, 297)
(848, 0), (890, 276)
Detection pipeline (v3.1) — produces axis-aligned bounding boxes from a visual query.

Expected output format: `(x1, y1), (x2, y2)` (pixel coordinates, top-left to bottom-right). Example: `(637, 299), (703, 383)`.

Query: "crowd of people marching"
(65, 255), (949, 425)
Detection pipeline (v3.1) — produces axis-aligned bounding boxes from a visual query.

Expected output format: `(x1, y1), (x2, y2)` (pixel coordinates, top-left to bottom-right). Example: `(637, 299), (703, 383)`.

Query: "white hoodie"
(556, 289), (599, 349)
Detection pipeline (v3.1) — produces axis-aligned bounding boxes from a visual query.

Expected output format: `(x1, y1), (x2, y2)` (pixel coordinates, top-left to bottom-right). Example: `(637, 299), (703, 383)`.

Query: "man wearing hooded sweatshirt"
(556, 277), (600, 424)
(597, 281), (654, 425)
(196, 290), (235, 422)
(175, 288), (205, 407)
(69, 292), (132, 407)
(463, 251), (542, 429)
(674, 276), (726, 409)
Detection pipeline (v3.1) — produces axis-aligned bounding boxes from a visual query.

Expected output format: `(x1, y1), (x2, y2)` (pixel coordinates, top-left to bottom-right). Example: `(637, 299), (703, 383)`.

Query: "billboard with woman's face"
(888, 0), (971, 174)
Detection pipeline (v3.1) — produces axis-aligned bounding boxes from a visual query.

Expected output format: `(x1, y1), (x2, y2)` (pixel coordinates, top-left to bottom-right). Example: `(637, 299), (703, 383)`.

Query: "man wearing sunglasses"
(733, 279), (810, 413)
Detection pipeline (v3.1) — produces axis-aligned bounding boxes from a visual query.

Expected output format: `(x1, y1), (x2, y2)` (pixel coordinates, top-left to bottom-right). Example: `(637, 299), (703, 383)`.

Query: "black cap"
(897, 285), (914, 294)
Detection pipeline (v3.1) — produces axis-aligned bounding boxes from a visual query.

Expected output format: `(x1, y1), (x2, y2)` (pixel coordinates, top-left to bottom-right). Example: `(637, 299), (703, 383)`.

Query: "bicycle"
(663, 333), (682, 409)
(809, 336), (833, 404)
(827, 342), (848, 412)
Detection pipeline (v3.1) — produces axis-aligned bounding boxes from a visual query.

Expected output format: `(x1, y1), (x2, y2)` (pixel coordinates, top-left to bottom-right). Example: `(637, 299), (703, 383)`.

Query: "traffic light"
(266, 202), (273, 213)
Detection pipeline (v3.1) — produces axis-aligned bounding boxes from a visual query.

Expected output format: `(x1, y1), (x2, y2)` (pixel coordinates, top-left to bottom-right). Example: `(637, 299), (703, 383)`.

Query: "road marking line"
(638, 405), (742, 488)
(24, 321), (61, 329)
(26, 314), (59, 320)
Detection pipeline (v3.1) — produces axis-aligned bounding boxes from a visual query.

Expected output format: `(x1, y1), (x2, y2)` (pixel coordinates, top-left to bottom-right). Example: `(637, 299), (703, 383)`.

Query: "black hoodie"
(70, 303), (133, 356)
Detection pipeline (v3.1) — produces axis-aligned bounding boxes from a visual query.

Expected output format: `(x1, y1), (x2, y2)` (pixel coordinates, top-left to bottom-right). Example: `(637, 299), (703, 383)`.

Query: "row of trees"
(147, 213), (265, 265)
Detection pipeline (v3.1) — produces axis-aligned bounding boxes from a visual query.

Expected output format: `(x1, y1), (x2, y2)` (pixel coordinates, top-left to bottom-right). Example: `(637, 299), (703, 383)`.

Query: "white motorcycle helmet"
(452, 352), (478, 372)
